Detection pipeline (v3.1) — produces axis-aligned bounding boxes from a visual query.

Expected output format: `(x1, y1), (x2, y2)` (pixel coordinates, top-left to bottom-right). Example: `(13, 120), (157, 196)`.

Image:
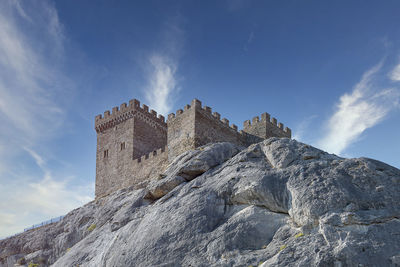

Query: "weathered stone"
(2, 138), (399, 267)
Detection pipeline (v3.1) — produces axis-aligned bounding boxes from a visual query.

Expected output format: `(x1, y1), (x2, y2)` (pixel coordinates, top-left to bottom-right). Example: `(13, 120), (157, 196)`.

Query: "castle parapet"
(94, 99), (167, 133)
(134, 146), (167, 164)
(242, 112), (291, 140)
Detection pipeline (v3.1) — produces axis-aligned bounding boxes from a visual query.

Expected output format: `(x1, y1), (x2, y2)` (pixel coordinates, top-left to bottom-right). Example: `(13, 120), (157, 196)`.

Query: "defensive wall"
(95, 98), (291, 198)
(167, 98), (291, 159)
(167, 99), (245, 159)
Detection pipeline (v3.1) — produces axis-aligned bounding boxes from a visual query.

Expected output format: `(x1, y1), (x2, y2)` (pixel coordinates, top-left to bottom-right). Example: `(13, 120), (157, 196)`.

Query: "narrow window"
(120, 142), (125, 151)
(104, 149), (109, 158)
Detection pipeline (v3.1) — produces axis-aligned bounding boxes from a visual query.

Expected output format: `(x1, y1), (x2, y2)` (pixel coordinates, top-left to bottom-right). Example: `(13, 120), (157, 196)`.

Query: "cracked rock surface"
(1, 138), (399, 267)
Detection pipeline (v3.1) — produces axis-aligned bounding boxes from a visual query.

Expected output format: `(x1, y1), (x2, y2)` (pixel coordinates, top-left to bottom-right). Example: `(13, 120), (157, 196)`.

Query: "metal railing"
(23, 215), (64, 231)
(0, 215), (65, 241)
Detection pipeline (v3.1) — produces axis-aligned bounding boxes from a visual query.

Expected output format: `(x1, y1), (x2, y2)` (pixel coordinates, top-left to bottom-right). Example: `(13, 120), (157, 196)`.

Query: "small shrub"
(66, 247), (71, 252)
(279, 244), (287, 251)
(295, 232), (304, 238)
(28, 262), (39, 267)
(258, 261), (264, 266)
(17, 257), (26, 265)
(87, 224), (96, 232)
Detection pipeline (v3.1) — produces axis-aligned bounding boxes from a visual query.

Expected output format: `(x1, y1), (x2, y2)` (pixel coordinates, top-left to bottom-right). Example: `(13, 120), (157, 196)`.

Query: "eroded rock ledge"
(1, 138), (399, 267)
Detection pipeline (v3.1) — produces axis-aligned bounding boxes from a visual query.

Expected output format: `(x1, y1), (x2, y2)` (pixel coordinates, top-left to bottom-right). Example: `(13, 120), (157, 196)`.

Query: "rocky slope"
(1, 138), (399, 267)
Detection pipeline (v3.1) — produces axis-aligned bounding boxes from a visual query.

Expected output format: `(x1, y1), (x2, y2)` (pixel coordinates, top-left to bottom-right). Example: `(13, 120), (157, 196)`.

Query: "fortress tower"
(94, 99), (167, 197)
(94, 98), (291, 198)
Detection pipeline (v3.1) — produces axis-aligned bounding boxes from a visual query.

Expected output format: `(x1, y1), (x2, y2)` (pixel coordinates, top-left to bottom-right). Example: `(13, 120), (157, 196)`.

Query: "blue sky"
(1, 0), (400, 238)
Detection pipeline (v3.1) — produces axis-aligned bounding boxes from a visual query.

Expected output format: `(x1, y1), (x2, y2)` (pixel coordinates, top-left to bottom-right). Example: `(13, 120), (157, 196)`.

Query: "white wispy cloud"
(0, 0), (92, 238)
(390, 63), (400, 81)
(318, 62), (400, 155)
(23, 147), (46, 168)
(144, 54), (180, 115)
(143, 18), (183, 115)
(0, 144), (93, 238)
(0, 0), (65, 139)
(22, 174), (93, 216)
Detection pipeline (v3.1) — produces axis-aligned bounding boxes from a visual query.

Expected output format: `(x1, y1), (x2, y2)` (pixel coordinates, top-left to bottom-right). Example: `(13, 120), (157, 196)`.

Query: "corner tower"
(94, 99), (167, 197)
(242, 113), (291, 143)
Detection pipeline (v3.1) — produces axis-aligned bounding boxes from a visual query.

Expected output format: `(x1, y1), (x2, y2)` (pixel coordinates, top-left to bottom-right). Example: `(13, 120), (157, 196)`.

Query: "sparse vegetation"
(295, 232), (304, 238)
(279, 244), (287, 251)
(87, 224), (96, 232)
(28, 262), (39, 267)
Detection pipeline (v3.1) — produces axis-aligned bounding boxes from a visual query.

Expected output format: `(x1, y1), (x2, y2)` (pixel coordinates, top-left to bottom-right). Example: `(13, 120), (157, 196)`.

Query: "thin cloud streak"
(0, 0), (92, 238)
(318, 62), (400, 155)
(23, 147), (46, 168)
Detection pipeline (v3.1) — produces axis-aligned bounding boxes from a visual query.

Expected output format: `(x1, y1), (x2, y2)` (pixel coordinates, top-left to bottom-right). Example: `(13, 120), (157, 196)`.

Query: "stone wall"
(167, 100), (197, 160)
(133, 111), (167, 159)
(124, 147), (169, 189)
(96, 146), (168, 197)
(95, 118), (135, 198)
(194, 104), (245, 148)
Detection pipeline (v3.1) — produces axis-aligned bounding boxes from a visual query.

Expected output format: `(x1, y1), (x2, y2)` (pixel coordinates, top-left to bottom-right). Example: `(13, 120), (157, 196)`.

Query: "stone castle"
(95, 98), (291, 198)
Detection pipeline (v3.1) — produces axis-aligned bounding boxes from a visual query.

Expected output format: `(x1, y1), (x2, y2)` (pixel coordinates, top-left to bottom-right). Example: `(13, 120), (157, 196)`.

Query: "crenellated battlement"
(95, 99), (166, 133)
(167, 99), (240, 133)
(95, 97), (291, 198)
(243, 112), (291, 138)
(133, 146), (167, 164)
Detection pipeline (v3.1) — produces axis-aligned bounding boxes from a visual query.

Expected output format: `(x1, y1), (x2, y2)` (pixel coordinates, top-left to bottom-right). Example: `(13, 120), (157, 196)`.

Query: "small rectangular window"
(120, 142), (125, 151)
(104, 149), (109, 158)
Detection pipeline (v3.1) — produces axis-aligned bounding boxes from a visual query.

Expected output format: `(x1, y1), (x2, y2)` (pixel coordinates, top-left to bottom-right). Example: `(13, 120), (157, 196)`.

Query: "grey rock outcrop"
(1, 138), (399, 267)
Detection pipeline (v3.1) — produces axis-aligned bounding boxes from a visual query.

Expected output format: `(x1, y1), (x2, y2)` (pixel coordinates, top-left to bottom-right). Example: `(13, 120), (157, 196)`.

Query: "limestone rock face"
(1, 138), (399, 267)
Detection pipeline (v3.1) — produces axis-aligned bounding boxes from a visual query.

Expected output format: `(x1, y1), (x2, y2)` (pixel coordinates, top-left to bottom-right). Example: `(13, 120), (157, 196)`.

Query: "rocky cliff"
(1, 138), (399, 266)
